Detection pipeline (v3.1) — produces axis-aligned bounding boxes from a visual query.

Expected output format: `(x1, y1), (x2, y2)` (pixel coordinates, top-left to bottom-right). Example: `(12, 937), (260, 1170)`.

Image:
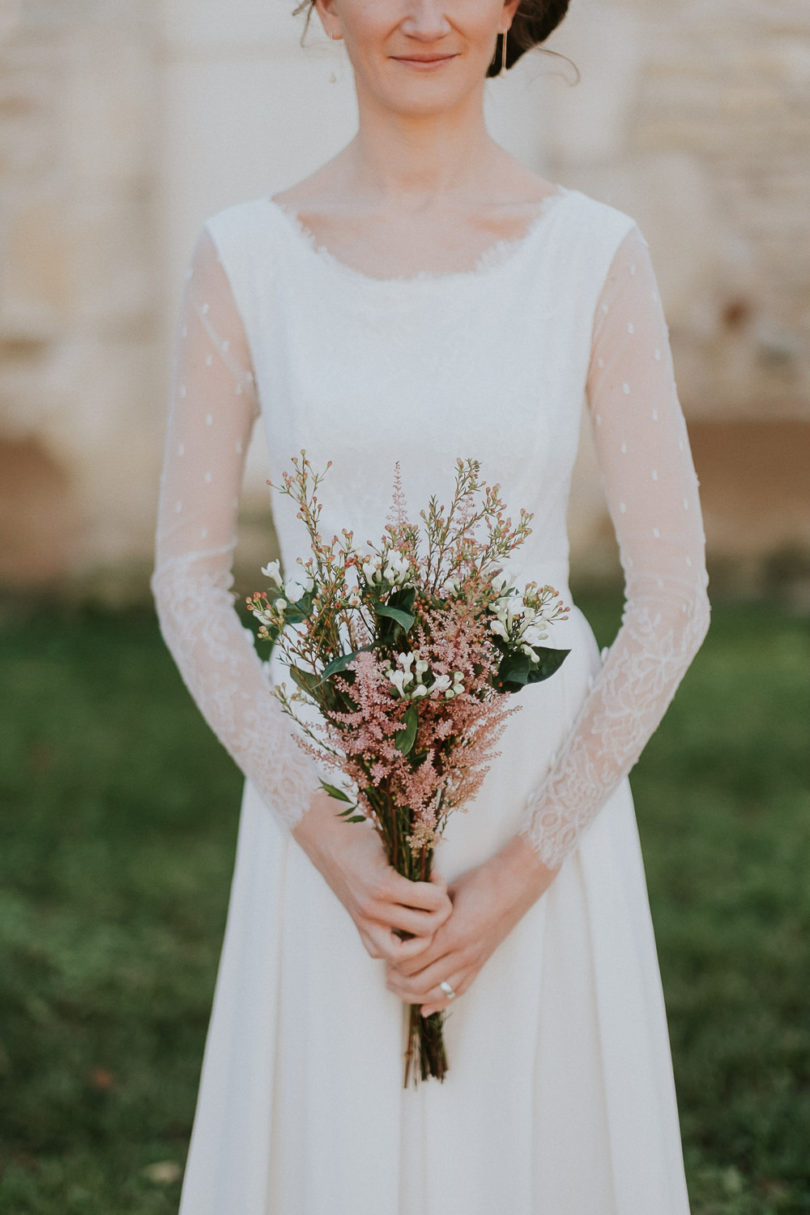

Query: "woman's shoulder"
(557, 183), (640, 241)
(201, 194), (271, 250)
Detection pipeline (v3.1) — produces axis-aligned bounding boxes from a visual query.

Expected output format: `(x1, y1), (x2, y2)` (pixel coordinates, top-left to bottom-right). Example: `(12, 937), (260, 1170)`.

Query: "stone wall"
(540, 0), (809, 416)
(534, 0), (810, 592)
(0, 0), (160, 595)
(0, 0), (808, 599)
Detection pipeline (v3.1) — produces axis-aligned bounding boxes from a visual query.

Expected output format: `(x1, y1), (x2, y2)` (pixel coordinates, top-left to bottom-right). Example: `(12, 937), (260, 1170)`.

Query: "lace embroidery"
(264, 187), (569, 286)
(152, 224), (318, 829)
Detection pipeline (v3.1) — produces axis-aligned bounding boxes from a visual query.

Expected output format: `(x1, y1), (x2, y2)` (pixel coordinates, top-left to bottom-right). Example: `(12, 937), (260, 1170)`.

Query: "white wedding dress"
(152, 182), (710, 1215)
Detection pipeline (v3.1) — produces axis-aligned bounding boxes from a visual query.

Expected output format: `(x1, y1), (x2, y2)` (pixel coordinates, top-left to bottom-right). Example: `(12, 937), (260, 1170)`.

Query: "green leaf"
(289, 665), (322, 701)
(497, 647), (570, 692)
(319, 779), (353, 804)
(389, 586), (417, 613)
(375, 603), (415, 631)
(344, 814), (368, 824)
(395, 704), (419, 756)
(321, 647), (371, 681)
(525, 647), (570, 684)
(497, 652), (532, 692)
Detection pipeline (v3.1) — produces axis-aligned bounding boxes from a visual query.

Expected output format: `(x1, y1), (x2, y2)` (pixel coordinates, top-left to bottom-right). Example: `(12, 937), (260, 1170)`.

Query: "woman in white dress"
(152, 1), (711, 1211)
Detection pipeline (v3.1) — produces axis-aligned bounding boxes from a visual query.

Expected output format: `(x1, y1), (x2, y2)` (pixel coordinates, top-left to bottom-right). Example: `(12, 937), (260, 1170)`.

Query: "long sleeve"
(518, 224), (711, 869)
(151, 223), (318, 828)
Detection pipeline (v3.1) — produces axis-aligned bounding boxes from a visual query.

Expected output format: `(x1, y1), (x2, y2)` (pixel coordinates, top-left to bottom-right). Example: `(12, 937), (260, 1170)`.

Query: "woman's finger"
(390, 950), (466, 1001)
(388, 961), (468, 1008)
(360, 920), (437, 964)
(386, 936), (455, 986)
(388, 930), (438, 961)
(375, 900), (450, 939)
(389, 932), (456, 978)
(384, 870), (450, 914)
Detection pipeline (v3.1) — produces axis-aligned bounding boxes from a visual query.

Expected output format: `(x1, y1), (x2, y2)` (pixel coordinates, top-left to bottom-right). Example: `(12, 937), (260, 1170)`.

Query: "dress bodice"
(206, 186), (636, 591)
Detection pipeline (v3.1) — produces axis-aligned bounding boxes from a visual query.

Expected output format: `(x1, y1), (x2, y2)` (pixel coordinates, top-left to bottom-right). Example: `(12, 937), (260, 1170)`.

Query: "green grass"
(0, 597), (808, 1213)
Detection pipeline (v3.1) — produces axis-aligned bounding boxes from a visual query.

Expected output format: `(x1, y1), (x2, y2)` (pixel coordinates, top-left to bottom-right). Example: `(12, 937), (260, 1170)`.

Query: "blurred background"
(0, 0), (808, 600)
(0, 1), (808, 1212)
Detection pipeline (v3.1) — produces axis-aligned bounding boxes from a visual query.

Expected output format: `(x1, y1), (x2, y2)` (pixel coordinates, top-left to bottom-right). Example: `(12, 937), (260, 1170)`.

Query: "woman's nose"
(400, 0), (452, 41)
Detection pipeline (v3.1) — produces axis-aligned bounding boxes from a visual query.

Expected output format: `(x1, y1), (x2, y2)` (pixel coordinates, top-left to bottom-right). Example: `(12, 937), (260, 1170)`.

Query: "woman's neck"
(337, 104), (507, 209)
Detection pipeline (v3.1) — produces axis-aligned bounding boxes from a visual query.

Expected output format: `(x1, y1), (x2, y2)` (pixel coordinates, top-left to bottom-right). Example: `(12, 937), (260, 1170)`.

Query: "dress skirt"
(177, 606), (692, 1215)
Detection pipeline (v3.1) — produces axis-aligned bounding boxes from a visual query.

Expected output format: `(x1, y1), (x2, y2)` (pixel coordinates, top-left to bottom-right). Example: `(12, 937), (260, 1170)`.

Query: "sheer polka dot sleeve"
(151, 224), (318, 828)
(518, 224), (711, 869)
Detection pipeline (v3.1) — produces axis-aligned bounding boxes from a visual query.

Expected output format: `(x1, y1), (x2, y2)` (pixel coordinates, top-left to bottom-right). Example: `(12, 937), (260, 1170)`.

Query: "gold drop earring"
(328, 28), (342, 84)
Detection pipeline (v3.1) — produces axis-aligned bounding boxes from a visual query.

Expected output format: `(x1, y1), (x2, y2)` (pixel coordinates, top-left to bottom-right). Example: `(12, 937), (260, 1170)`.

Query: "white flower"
(412, 684), (428, 699)
(388, 670), (408, 697)
(274, 597), (287, 612)
(253, 605), (274, 627)
(431, 673), (452, 694)
(506, 596), (526, 624)
(383, 549), (410, 584)
(489, 619), (508, 640)
(398, 652), (415, 684)
(415, 658), (429, 679)
(261, 559), (282, 585)
(284, 579), (305, 603)
(362, 555), (381, 582)
(521, 625), (547, 647)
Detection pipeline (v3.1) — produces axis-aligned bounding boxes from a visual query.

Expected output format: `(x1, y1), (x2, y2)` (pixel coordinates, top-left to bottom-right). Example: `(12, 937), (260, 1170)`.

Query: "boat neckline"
(262, 186), (574, 287)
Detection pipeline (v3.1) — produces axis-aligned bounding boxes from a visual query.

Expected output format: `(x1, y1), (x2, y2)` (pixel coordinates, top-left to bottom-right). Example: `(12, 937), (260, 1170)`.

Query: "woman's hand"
(292, 791), (452, 965)
(385, 834), (559, 1017)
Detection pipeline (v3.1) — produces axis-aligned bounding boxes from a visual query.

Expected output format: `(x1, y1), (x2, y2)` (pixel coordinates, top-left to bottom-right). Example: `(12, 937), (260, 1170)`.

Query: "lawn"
(0, 595), (808, 1214)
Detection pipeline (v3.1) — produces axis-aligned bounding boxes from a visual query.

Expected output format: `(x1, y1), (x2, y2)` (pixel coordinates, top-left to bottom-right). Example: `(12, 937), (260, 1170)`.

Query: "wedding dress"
(152, 182), (710, 1215)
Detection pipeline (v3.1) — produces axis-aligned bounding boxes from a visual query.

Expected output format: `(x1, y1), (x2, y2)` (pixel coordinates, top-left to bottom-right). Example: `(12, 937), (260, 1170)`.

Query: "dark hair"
(486, 1), (570, 78)
(292, 2), (571, 77)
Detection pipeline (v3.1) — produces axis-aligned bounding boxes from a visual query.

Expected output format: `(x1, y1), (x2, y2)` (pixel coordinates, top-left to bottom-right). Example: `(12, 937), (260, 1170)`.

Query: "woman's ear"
(313, 0), (342, 42)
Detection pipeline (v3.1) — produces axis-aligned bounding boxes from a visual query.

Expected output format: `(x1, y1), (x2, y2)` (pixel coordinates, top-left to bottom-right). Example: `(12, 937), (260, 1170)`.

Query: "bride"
(152, 1), (711, 1211)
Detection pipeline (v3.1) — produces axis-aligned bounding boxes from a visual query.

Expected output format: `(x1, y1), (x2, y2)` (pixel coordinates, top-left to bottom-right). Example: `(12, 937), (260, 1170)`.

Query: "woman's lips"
(391, 54), (458, 68)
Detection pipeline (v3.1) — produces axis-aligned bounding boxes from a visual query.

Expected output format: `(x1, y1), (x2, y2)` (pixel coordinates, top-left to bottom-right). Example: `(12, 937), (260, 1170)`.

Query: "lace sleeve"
(518, 224), (711, 869)
(151, 223), (318, 828)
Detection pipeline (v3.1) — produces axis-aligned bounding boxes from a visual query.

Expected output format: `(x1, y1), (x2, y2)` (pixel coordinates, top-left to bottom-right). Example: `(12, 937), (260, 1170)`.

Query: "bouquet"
(247, 453), (570, 1086)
